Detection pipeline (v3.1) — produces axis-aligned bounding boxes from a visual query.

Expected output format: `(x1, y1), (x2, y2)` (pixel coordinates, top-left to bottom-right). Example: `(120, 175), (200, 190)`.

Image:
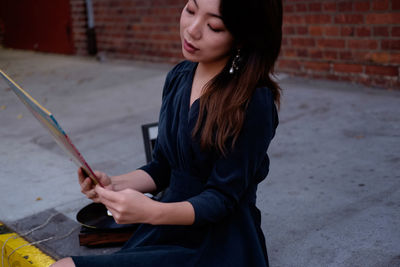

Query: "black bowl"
(76, 202), (137, 230)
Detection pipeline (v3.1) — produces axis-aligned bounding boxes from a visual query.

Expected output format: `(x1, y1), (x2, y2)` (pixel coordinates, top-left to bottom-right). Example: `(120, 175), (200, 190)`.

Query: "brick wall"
(70, 0), (185, 63)
(278, 0), (400, 89)
(70, 0), (88, 55)
(69, 0), (398, 89)
(2, 0), (398, 89)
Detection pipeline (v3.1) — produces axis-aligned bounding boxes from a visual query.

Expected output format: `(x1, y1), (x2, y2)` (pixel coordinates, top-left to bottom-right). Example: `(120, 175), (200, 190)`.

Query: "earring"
(229, 49), (241, 74)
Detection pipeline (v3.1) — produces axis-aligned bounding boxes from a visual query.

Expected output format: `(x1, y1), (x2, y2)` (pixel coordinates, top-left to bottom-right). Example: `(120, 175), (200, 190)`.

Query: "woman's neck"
(190, 58), (229, 105)
(196, 58), (228, 81)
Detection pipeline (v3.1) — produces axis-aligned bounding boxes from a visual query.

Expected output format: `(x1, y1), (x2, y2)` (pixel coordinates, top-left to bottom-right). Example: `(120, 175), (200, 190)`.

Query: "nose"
(187, 18), (202, 40)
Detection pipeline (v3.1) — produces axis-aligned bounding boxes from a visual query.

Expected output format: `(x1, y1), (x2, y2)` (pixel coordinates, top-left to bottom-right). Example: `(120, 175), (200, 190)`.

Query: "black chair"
(141, 122), (159, 164)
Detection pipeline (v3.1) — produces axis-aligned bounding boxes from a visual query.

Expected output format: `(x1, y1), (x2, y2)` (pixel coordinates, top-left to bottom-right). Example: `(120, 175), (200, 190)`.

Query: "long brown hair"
(192, 0), (283, 156)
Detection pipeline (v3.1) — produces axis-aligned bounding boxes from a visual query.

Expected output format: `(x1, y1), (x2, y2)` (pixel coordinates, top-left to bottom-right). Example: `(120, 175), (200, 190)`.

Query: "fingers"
(80, 176), (93, 193)
(93, 171), (112, 187)
(79, 170), (100, 201)
(95, 187), (126, 224)
(78, 168), (94, 189)
(94, 187), (149, 225)
(78, 168), (113, 201)
(86, 189), (98, 199)
(78, 167), (86, 184)
(95, 185), (119, 204)
(82, 186), (102, 203)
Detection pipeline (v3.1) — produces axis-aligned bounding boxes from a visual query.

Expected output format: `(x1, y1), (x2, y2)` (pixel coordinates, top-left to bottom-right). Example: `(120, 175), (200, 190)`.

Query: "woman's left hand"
(94, 185), (159, 225)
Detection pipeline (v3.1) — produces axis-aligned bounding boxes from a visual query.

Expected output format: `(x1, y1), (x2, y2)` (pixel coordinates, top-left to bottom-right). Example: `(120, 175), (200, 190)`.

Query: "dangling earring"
(229, 49), (241, 74)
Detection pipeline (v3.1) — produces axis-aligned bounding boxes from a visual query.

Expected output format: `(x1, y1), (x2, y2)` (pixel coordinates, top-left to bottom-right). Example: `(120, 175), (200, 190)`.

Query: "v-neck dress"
(72, 61), (279, 267)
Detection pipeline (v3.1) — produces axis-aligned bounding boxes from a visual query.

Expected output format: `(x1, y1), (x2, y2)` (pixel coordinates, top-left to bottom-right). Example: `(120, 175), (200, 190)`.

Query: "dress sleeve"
(187, 88), (278, 226)
(138, 137), (171, 193)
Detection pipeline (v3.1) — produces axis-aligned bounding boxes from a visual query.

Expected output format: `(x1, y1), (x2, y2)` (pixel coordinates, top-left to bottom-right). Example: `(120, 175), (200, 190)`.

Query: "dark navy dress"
(72, 61), (278, 267)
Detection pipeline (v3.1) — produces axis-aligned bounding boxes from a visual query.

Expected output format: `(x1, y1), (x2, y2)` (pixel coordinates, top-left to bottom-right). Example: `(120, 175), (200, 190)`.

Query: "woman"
(53, 0), (282, 266)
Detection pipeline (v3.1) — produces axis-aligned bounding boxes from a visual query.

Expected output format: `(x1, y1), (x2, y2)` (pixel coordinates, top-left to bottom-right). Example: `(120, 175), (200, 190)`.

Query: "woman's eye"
(208, 25), (223, 33)
(186, 7), (195, 15)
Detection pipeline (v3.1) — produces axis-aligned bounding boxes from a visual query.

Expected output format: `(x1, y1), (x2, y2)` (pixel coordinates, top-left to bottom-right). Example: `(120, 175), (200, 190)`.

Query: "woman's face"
(180, 0), (234, 66)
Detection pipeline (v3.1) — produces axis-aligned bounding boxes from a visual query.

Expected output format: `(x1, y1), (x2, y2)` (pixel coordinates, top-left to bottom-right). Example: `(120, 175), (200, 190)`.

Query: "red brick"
(309, 49), (323, 59)
(382, 40), (400, 50)
(296, 3), (307, 12)
(372, 0), (389, 11)
(326, 74), (340, 81)
(335, 14), (364, 24)
(364, 52), (391, 64)
(366, 13), (400, 24)
(340, 51), (353, 60)
(390, 53), (400, 64)
(284, 15), (305, 24)
(392, 27), (400, 37)
(352, 51), (370, 62)
(323, 2), (336, 12)
(305, 61), (331, 71)
(323, 50), (338, 60)
(309, 26), (323, 36)
(354, 1), (370, 12)
(283, 49), (296, 58)
(284, 4), (295, 13)
(338, 1), (353, 12)
(297, 49), (308, 57)
(305, 14), (332, 24)
(356, 26), (371, 37)
(317, 39), (346, 49)
(325, 26), (340, 36)
(309, 3), (322, 12)
(373, 26), (389, 37)
(283, 26), (295, 35)
(297, 26), (308, 35)
(341, 26), (355, 36)
(278, 59), (302, 70)
(348, 40), (378, 49)
(334, 63), (363, 73)
(394, 1), (400, 10)
(291, 37), (316, 47)
(365, 65), (398, 76)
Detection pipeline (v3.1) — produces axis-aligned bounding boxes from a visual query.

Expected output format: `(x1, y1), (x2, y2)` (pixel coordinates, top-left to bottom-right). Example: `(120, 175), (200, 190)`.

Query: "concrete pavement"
(0, 47), (399, 266)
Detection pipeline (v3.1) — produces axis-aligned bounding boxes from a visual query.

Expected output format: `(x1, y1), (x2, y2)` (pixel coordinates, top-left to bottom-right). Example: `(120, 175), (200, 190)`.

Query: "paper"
(0, 69), (103, 187)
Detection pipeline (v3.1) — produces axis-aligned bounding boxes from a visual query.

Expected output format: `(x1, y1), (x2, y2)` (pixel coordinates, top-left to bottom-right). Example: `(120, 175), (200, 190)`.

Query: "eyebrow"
(192, 0), (223, 20)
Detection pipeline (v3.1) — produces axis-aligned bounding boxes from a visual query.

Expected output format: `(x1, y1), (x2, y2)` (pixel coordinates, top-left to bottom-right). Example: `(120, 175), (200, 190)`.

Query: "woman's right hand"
(78, 168), (112, 202)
